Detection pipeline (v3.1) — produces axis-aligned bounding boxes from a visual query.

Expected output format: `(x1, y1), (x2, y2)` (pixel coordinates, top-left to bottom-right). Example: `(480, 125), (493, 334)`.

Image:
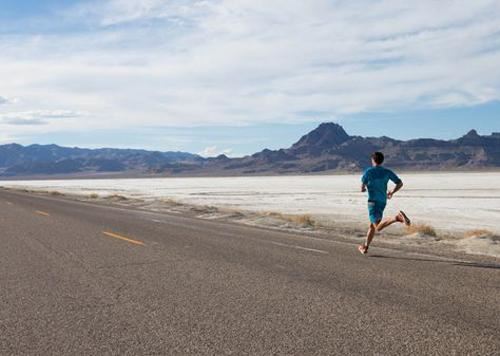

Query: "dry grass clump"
(264, 212), (283, 219)
(105, 194), (128, 201)
(161, 198), (182, 206)
(226, 210), (246, 219)
(88, 193), (99, 199)
(50, 191), (64, 196)
(464, 229), (494, 238)
(287, 214), (316, 227)
(405, 223), (437, 237)
(190, 205), (218, 214)
(264, 212), (316, 227)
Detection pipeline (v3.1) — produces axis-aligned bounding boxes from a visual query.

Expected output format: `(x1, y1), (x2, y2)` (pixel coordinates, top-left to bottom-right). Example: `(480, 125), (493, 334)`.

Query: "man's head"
(371, 151), (384, 166)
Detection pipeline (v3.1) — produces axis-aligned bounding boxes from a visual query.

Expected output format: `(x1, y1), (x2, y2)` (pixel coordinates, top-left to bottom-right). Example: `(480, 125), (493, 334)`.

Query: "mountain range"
(1, 123), (499, 177)
(0, 144), (201, 177)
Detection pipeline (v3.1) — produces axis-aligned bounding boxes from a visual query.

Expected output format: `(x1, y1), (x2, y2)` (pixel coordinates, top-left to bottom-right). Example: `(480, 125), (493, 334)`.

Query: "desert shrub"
(106, 194), (128, 201)
(162, 198), (181, 206)
(287, 214), (316, 227)
(405, 223), (437, 237)
(89, 193), (99, 199)
(50, 191), (64, 196)
(263, 211), (316, 227)
(464, 229), (494, 238)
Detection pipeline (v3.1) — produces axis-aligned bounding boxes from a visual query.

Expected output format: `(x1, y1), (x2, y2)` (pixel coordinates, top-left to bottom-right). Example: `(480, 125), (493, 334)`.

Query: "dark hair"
(371, 151), (384, 165)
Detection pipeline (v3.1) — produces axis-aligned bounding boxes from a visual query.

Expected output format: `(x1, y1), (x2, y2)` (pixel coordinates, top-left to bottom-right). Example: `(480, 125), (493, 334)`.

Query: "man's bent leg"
(376, 213), (404, 232)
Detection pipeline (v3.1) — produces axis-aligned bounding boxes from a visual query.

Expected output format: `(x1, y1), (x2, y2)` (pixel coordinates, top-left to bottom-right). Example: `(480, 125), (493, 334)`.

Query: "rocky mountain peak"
(291, 122), (351, 151)
(457, 129), (484, 145)
(464, 129), (479, 137)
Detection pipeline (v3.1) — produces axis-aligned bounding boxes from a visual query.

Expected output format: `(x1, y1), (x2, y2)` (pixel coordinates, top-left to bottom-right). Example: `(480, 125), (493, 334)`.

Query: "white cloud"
(198, 145), (233, 157)
(71, 0), (202, 26)
(0, 110), (84, 126)
(0, 96), (19, 105)
(0, 0), (499, 135)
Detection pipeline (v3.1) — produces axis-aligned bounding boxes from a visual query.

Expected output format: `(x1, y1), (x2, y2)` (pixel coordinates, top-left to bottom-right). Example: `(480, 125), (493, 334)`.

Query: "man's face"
(371, 158), (377, 166)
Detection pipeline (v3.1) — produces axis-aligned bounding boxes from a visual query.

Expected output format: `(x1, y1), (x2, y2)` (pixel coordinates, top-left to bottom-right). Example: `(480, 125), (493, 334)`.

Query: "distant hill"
(1, 123), (499, 177)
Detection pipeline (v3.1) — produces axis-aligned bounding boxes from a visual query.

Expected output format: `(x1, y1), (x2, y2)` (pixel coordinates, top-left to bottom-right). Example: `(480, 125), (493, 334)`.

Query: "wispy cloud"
(0, 96), (17, 105)
(70, 0), (202, 26)
(0, 0), (499, 136)
(0, 110), (84, 126)
(198, 145), (233, 157)
(4, 118), (48, 126)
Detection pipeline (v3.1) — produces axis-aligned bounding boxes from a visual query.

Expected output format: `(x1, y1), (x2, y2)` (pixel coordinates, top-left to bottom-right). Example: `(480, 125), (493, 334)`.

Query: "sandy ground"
(1, 172), (499, 258)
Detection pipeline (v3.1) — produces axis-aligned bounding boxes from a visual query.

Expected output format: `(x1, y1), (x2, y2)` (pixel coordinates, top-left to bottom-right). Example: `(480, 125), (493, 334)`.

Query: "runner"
(358, 152), (411, 255)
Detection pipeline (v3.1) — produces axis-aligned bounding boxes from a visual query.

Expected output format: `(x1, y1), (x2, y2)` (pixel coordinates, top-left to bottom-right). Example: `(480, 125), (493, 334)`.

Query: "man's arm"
(387, 181), (403, 199)
(361, 170), (368, 192)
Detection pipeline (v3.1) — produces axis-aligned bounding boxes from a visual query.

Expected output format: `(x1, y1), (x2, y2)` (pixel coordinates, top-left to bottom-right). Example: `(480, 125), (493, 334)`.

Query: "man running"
(358, 152), (411, 255)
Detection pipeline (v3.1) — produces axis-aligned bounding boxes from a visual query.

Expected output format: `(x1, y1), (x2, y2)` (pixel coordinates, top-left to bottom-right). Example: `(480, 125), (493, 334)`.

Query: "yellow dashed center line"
(35, 210), (50, 217)
(102, 231), (145, 246)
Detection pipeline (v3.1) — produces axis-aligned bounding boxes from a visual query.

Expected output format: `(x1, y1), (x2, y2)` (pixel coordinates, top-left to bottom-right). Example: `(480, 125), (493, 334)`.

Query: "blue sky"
(0, 0), (499, 157)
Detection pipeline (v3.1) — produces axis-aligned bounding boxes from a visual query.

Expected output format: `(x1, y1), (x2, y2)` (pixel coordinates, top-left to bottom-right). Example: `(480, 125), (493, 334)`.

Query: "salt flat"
(2, 172), (499, 234)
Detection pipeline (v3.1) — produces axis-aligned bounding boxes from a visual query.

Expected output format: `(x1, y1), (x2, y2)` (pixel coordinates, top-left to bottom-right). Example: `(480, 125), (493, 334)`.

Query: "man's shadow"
(369, 254), (500, 270)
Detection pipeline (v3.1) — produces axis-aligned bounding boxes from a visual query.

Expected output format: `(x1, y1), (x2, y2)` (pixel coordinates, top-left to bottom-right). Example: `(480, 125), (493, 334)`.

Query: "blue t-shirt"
(361, 166), (402, 203)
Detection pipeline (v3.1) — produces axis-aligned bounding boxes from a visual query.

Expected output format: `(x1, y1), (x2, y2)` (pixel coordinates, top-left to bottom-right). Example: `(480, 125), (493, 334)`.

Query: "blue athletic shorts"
(368, 201), (386, 224)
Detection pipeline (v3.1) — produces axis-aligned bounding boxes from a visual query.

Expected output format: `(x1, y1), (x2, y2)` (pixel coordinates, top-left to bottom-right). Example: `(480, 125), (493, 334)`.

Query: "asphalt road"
(0, 190), (498, 355)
